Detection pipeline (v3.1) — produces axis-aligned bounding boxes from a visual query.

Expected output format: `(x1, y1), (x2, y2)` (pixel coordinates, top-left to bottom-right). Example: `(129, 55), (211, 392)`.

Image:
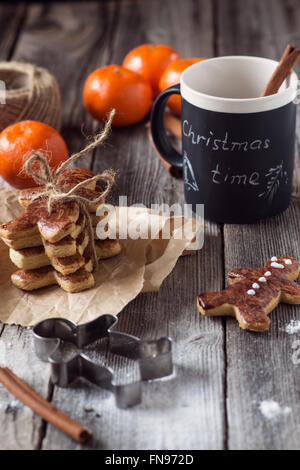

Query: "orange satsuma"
(0, 120), (68, 189)
(159, 58), (206, 115)
(123, 44), (181, 97)
(83, 65), (152, 127)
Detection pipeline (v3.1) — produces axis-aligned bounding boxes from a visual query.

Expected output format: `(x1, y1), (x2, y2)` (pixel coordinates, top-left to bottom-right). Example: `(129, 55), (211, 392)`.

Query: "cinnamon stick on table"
(260, 44), (300, 97)
(0, 367), (92, 444)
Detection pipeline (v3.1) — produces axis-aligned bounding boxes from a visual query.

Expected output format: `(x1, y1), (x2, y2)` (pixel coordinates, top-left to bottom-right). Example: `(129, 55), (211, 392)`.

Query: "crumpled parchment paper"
(0, 187), (201, 326)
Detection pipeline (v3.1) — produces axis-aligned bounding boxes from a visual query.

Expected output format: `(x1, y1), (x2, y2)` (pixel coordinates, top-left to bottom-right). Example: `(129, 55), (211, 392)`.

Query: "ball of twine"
(0, 61), (62, 132)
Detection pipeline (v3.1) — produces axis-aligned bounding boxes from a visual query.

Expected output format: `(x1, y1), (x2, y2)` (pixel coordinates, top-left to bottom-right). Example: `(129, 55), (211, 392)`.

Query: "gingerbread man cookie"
(197, 256), (300, 332)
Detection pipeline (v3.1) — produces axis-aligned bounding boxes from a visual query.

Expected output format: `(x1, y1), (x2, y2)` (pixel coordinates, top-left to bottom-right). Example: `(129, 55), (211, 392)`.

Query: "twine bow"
(23, 109), (116, 271)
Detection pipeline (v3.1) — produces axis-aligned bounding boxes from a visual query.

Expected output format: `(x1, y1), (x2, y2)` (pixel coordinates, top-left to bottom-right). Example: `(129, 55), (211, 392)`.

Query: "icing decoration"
(247, 289), (256, 296)
(252, 283), (260, 289)
(271, 257), (278, 262)
(284, 259), (292, 265)
(197, 257), (300, 332)
(270, 262), (284, 269)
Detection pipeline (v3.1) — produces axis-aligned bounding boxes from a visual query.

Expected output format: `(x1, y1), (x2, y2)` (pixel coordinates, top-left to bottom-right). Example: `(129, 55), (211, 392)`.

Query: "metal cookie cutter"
(33, 315), (173, 409)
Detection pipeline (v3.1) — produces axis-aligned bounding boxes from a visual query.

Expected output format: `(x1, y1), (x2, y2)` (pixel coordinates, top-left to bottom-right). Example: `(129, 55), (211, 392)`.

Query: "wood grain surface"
(218, 0), (300, 450)
(0, 0), (299, 450)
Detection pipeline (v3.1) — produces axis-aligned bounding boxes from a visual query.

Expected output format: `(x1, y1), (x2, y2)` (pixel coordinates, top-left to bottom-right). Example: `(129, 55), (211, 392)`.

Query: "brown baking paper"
(0, 187), (202, 326)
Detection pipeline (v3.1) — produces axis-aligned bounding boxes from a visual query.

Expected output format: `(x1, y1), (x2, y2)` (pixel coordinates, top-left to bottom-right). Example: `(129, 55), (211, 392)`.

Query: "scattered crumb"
(259, 400), (291, 420)
(84, 407), (94, 413)
(283, 320), (300, 335)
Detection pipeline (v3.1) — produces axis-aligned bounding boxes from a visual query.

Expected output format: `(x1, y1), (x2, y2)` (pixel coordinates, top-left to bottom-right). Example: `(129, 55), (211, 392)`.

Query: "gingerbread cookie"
(10, 240), (121, 293)
(0, 168), (121, 293)
(17, 168), (97, 207)
(197, 256), (300, 332)
(9, 237), (121, 274)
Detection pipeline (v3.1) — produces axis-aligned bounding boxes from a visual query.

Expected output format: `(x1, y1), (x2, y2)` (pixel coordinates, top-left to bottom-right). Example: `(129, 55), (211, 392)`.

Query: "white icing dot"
(259, 277), (267, 282)
(271, 256), (278, 262)
(284, 259), (292, 265)
(252, 283), (260, 289)
(247, 289), (256, 296)
(264, 271), (272, 277)
(271, 262), (284, 269)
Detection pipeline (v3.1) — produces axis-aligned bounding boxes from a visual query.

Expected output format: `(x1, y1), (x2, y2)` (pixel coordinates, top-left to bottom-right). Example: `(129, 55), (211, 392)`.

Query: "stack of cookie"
(0, 168), (121, 293)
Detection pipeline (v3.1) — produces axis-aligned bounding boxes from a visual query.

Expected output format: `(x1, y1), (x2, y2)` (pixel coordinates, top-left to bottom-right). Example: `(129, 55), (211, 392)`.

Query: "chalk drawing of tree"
(259, 161), (288, 202)
(183, 151), (199, 191)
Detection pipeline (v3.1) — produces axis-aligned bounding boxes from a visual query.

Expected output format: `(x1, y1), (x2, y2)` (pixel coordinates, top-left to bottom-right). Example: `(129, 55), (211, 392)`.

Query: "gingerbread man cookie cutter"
(197, 256), (300, 332)
(33, 314), (173, 408)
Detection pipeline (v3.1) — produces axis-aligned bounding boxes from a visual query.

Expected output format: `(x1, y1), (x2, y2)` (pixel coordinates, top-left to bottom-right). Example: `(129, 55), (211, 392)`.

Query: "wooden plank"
(0, 326), (52, 450)
(40, 0), (227, 450)
(0, 3), (27, 189)
(217, 0), (300, 450)
(0, 3), (26, 61)
(0, 1), (48, 452)
(0, 1), (126, 450)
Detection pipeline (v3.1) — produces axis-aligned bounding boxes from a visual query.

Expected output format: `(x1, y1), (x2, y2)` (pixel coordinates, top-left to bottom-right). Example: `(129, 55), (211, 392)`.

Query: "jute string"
(0, 61), (62, 131)
(23, 109), (116, 271)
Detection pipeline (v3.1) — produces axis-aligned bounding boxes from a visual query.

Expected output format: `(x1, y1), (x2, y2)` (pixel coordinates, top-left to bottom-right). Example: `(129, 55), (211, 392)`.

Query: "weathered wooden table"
(0, 0), (299, 450)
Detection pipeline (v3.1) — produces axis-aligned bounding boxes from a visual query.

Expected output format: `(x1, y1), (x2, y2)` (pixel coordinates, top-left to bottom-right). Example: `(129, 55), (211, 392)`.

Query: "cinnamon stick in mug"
(260, 44), (300, 97)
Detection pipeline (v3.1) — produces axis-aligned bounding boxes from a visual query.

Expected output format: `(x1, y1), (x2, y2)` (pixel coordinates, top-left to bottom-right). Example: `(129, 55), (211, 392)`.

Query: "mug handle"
(150, 84), (183, 178)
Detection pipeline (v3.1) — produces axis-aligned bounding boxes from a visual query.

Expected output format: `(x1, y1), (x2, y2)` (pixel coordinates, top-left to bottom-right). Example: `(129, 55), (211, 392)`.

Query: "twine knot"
(23, 109), (116, 271)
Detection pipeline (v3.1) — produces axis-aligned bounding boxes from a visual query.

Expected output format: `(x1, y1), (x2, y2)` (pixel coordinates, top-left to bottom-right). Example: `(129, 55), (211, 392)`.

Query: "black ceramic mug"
(151, 56), (298, 223)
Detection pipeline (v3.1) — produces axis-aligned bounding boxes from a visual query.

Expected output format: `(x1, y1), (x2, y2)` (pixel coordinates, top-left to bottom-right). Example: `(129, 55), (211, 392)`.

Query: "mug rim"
(181, 55), (298, 113)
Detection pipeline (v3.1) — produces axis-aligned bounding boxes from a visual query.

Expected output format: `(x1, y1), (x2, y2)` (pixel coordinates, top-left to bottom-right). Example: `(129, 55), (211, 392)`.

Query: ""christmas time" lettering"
(182, 120), (271, 152)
